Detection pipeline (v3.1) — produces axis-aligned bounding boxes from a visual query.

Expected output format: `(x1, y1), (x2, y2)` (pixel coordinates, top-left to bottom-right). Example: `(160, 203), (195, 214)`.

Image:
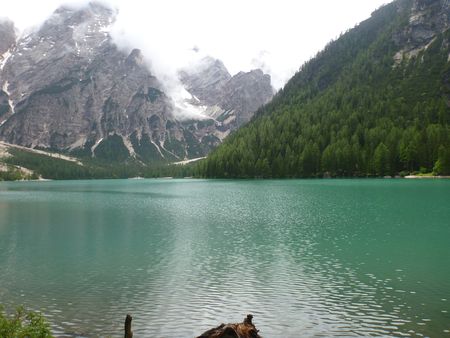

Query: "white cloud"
(2, 0), (392, 89)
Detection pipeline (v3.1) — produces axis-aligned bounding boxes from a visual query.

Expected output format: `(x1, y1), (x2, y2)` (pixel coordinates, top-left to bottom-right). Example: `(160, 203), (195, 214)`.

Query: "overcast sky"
(3, 0), (392, 88)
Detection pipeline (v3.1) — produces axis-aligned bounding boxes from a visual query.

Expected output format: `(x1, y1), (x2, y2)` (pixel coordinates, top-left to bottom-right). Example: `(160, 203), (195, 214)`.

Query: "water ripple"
(0, 179), (449, 337)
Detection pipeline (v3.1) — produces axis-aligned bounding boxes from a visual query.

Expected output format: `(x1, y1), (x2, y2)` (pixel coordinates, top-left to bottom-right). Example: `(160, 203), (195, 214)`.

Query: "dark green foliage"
(201, 134), (221, 152)
(0, 165), (31, 181)
(5, 148), (105, 179)
(141, 161), (202, 178)
(3, 147), (199, 180)
(130, 132), (179, 162)
(94, 134), (130, 162)
(199, 0), (450, 178)
(183, 129), (205, 158)
(164, 136), (186, 159)
(433, 145), (450, 175)
(0, 306), (53, 338)
(130, 132), (163, 162)
(69, 138), (96, 158)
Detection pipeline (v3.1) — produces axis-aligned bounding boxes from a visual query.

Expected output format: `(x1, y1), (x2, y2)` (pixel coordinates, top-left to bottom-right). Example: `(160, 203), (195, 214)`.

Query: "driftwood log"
(123, 314), (261, 338)
(196, 314), (262, 338)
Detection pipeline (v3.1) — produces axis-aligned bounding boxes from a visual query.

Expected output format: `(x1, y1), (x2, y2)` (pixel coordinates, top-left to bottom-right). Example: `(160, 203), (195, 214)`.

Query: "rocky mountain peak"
(38, 1), (115, 56)
(179, 56), (231, 105)
(0, 2), (171, 154)
(179, 57), (273, 131)
(196, 56), (229, 73)
(0, 2), (275, 163)
(0, 2), (116, 108)
(232, 69), (270, 83)
(48, 2), (114, 29)
(220, 69), (273, 125)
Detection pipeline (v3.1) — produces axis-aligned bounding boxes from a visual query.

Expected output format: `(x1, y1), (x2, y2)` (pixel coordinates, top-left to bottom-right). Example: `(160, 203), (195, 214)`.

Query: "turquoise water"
(0, 179), (449, 337)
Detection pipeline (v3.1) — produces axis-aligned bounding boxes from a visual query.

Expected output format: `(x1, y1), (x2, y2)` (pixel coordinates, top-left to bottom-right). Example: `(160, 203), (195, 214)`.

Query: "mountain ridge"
(200, 0), (450, 178)
(180, 56), (274, 131)
(0, 2), (273, 165)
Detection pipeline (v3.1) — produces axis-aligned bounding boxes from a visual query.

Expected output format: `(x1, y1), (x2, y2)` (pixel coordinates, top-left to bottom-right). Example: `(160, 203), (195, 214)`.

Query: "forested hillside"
(0, 143), (199, 181)
(199, 0), (450, 178)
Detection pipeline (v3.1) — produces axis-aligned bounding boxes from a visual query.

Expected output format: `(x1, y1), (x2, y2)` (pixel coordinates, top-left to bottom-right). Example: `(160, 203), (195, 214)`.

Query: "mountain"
(179, 56), (232, 106)
(0, 3), (273, 165)
(200, 0), (450, 178)
(179, 57), (274, 130)
(0, 3), (177, 163)
(0, 19), (16, 119)
(0, 19), (15, 56)
(219, 69), (274, 126)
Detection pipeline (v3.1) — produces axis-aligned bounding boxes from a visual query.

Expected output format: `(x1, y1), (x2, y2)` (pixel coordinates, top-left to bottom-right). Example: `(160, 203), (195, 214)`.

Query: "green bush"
(0, 166), (26, 181)
(433, 145), (450, 175)
(0, 306), (53, 338)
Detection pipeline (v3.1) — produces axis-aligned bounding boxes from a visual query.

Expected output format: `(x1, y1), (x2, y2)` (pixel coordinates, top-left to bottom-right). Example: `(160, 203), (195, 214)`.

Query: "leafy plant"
(0, 306), (53, 338)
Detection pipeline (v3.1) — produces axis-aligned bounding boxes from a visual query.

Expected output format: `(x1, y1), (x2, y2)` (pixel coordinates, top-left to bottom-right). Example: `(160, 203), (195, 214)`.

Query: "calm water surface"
(0, 179), (449, 337)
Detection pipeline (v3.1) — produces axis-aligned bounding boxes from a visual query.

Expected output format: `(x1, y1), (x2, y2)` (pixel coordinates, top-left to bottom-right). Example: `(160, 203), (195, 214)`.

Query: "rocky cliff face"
(394, 0), (449, 60)
(220, 69), (273, 126)
(0, 20), (16, 120)
(179, 57), (274, 131)
(0, 3), (178, 162)
(0, 3), (273, 162)
(179, 56), (231, 106)
(0, 20), (15, 56)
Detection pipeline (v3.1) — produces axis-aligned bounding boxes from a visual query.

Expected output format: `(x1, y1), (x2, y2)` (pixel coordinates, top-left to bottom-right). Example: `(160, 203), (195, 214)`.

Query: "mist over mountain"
(179, 56), (274, 131)
(0, 2), (273, 163)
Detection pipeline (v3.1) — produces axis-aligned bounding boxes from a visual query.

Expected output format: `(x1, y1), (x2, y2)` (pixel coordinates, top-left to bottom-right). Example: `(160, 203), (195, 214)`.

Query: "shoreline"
(404, 175), (450, 179)
(2, 175), (450, 183)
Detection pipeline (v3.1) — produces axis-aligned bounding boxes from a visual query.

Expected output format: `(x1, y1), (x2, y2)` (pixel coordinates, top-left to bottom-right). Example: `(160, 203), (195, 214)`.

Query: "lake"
(0, 179), (449, 337)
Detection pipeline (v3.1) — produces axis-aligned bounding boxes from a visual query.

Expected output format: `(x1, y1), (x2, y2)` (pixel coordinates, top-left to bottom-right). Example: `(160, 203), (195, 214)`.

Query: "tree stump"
(196, 314), (262, 338)
(124, 314), (133, 338)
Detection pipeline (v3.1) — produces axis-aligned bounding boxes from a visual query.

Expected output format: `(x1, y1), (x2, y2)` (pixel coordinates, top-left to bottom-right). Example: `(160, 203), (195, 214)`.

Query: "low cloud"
(3, 0), (392, 93)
